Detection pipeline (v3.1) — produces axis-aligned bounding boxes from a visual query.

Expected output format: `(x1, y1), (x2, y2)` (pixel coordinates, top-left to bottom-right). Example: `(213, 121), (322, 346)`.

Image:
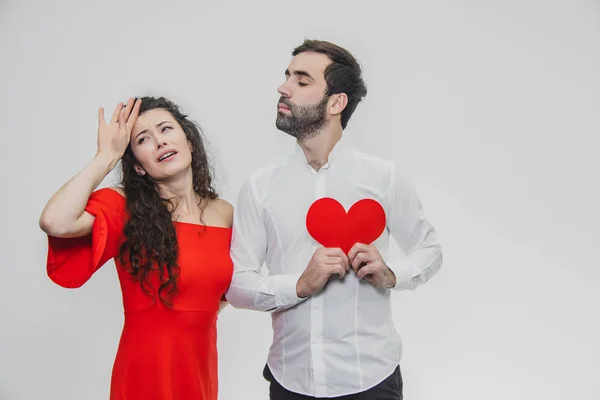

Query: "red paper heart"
(306, 198), (386, 254)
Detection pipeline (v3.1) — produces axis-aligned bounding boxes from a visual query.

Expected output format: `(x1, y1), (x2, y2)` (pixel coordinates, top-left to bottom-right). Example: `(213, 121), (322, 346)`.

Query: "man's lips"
(278, 103), (291, 112)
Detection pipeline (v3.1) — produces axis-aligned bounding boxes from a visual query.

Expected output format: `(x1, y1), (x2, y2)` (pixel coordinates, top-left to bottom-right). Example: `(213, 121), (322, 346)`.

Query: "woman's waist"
(123, 304), (218, 330)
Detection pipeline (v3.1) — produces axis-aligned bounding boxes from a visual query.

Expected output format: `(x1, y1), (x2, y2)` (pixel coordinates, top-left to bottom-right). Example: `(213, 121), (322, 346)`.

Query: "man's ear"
(329, 93), (348, 116)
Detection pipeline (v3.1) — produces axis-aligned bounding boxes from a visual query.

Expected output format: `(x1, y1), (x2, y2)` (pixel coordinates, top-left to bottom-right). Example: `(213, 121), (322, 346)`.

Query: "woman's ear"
(134, 165), (146, 176)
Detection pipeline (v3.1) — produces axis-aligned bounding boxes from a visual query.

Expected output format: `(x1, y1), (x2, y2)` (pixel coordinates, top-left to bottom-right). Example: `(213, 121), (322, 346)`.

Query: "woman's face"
(130, 109), (193, 181)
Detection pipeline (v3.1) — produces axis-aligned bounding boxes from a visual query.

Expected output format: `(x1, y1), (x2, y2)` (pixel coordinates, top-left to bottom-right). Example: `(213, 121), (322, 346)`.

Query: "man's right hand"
(296, 248), (350, 298)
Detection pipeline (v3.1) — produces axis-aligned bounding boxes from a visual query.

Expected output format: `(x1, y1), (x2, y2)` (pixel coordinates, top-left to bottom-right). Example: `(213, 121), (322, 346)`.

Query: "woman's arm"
(39, 99), (140, 238)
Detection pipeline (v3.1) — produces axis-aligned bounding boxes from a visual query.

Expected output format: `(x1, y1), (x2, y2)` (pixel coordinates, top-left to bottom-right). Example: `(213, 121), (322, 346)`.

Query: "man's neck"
(298, 126), (343, 171)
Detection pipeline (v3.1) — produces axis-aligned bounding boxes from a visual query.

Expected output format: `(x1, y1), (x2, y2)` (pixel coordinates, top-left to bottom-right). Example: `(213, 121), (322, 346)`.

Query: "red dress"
(46, 188), (233, 400)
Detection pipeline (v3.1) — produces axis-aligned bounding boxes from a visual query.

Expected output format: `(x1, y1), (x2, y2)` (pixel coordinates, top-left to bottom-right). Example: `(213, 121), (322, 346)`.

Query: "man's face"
(276, 51), (332, 140)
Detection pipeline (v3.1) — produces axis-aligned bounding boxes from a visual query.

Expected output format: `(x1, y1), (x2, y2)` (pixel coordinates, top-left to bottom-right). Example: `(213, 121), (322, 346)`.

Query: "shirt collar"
(293, 135), (347, 170)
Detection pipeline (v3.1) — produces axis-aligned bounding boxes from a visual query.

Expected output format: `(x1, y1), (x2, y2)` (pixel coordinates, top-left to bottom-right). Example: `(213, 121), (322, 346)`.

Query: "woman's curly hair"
(118, 96), (217, 306)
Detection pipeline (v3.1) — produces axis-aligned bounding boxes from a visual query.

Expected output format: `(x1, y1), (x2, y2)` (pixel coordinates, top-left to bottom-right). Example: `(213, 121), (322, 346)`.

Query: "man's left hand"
(348, 243), (396, 289)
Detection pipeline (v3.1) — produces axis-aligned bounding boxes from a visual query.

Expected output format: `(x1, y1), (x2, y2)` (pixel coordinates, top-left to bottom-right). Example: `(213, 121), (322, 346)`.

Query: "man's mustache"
(278, 97), (294, 109)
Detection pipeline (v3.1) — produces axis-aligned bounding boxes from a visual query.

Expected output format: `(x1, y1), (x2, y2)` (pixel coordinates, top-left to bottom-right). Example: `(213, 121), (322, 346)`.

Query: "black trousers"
(263, 364), (403, 400)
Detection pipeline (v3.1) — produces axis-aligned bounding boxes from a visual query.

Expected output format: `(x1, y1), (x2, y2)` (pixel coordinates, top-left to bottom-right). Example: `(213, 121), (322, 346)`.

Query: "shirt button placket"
(310, 170), (328, 397)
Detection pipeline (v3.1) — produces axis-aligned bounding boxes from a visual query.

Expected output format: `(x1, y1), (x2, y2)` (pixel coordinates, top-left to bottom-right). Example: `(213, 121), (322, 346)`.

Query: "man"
(226, 39), (443, 399)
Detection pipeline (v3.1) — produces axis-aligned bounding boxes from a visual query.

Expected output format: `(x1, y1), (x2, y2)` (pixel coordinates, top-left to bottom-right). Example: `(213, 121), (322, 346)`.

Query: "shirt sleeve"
(225, 178), (306, 312)
(385, 165), (443, 290)
(46, 188), (126, 288)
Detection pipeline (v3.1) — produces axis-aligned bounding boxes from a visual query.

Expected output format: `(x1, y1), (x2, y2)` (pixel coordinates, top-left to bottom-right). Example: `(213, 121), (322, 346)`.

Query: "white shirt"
(226, 137), (443, 397)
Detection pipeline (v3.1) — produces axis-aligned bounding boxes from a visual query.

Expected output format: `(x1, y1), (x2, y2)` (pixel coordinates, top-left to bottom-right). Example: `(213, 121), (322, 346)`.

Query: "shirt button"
(313, 304), (319, 310)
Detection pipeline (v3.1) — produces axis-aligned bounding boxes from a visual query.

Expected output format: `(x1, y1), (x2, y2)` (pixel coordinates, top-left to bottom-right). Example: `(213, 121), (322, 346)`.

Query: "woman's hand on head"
(97, 98), (141, 162)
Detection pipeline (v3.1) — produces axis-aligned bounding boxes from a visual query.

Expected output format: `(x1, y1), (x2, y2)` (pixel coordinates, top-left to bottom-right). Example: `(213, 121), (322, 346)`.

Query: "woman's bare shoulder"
(210, 198), (233, 228)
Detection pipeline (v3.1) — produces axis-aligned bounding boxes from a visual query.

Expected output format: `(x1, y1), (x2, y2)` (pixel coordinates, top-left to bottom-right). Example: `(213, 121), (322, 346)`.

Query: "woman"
(39, 97), (233, 399)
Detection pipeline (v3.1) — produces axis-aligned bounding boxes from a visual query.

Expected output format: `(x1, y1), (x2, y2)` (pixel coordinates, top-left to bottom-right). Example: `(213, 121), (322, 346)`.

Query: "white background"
(1, 1), (599, 399)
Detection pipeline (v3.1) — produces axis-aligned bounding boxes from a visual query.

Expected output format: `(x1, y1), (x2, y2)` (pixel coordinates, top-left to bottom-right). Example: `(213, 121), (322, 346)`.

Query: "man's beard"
(276, 96), (329, 140)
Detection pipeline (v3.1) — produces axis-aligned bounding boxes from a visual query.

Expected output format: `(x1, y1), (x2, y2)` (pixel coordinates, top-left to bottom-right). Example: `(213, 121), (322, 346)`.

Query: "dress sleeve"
(46, 188), (126, 288)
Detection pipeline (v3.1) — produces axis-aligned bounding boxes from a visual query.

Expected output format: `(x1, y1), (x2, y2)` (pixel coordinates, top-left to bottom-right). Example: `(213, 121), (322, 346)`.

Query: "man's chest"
(261, 175), (391, 253)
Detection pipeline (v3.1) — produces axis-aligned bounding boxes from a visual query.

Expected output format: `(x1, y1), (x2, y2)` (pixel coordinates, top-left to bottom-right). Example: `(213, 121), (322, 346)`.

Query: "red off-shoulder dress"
(46, 188), (233, 400)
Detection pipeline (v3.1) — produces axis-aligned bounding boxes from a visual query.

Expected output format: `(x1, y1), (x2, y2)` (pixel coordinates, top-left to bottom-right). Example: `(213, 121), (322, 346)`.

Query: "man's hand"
(296, 248), (350, 298)
(348, 243), (396, 289)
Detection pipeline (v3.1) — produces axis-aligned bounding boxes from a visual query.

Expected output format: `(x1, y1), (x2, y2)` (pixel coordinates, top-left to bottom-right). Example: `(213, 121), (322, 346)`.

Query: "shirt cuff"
(386, 258), (418, 290)
(263, 272), (305, 309)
